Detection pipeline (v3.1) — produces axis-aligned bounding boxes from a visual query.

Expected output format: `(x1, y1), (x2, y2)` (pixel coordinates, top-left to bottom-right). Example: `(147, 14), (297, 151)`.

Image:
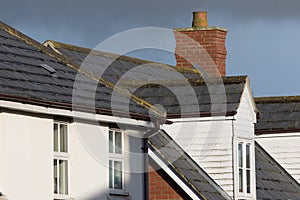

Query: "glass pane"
(246, 144), (250, 168)
(114, 161), (123, 190)
(54, 160), (58, 194)
(109, 160), (113, 188)
(60, 124), (68, 153)
(238, 143), (243, 168)
(247, 169), (251, 193)
(59, 160), (68, 194)
(115, 132), (122, 154)
(239, 169), (243, 192)
(54, 123), (58, 152)
(109, 131), (113, 153)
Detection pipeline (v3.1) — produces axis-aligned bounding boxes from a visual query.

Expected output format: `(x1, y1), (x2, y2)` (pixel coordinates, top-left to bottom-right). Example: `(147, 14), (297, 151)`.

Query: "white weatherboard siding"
(163, 83), (257, 199)
(256, 133), (300, 183)
(163, 119), (235, 197)
(0, 112), (53, 200)
(233, 84), (257, 200)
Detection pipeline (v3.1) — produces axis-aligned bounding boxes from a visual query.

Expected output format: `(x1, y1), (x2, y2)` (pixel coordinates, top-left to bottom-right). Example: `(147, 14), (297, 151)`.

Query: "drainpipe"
(142, 119), (161, 200)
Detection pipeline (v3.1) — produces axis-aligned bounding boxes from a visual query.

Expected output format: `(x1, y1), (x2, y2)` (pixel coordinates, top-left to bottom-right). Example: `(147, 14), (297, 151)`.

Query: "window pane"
(109, 160), (113, 189)
(115, 132), (122, 154)
(59, 160), (68, 194)
(54, 123), (58, 152)
(238, 143), (243, 168)
(246, 144), (250, 168)
(247, 169), (251, 193)
(239, 169), (243, 192)
(60, 124), (68, 153)
(114, 161), (122, 190)
(54, 160), (58, 194)
(109, 131), (113, 153)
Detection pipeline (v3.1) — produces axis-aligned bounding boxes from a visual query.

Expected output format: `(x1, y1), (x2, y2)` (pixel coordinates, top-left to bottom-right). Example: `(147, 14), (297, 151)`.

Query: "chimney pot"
(192, 11), (208, 28)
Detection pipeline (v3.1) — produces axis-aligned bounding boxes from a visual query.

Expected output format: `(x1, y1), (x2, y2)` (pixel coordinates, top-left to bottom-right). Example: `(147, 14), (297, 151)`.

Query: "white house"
(0, 20), (159, 200)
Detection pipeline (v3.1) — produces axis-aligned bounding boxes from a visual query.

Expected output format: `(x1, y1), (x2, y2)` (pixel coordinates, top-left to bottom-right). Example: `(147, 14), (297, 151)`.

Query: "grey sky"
(1, 0), (300, 97)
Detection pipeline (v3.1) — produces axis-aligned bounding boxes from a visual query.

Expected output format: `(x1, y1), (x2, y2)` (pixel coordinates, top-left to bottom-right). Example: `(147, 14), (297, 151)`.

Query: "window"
(238, 142), (252, 196)
(109, 130), (124, 190)
(53, 122), (69, 199)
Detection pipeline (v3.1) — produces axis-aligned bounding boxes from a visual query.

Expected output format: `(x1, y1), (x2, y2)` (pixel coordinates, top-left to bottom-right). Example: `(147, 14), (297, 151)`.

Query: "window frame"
(53, 121), (70, 200)
(237, 141), (253, 199)
(108, 129), (125, 192)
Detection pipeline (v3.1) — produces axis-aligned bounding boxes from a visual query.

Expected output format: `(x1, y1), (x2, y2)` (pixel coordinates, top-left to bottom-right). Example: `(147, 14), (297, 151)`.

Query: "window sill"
(54, 194), (70, 200)
(109, 190), (129, 197)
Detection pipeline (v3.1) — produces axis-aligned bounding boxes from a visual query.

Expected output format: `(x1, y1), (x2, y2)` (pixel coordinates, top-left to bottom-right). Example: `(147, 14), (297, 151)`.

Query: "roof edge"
(255, 96), (300, 104)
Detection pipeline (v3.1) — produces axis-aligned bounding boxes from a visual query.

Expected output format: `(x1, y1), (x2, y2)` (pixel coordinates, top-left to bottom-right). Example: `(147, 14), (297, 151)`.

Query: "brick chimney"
(174, 11), (228, 77)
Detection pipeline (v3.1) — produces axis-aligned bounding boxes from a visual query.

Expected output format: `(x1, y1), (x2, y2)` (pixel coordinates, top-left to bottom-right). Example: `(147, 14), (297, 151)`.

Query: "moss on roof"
(255, 96), (300, 104)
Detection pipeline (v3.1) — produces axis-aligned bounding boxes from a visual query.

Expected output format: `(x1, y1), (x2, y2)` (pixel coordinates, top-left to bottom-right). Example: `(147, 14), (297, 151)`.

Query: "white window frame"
(108, 129), (125, 192)
(53, 121), (70, 200)
(237, 140), (254, 199)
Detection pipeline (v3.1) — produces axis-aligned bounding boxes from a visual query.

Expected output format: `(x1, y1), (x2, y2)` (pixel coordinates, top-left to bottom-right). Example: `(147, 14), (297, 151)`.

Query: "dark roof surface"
(148, 130), (232, 200)
(47, 41), (248, 118)
(255, 142), (300, 199)
(255, 96), (300, 134)
(0, 21), (151, 119)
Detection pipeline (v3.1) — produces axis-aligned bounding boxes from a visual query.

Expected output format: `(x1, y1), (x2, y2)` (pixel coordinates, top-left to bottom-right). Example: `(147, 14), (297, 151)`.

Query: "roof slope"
(255, 96), (300, 134)
(0, 21), (155, 119)
(46, 41), (248, 119)
(148, 130), (232, 200)
(134, 76), (247, 118)
(255, 142), (300, 199)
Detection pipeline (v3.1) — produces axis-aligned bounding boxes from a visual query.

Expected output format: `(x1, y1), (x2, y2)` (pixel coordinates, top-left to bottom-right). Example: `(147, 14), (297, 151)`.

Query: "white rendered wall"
(0, 112), (145, 200)
(0, 112), (53, 200)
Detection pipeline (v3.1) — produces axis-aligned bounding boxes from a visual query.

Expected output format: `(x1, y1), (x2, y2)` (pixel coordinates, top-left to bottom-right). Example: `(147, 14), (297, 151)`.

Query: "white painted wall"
(0, 112), (145, 200)
(256, 133), (300, 183)
(0, 112), (53, 200)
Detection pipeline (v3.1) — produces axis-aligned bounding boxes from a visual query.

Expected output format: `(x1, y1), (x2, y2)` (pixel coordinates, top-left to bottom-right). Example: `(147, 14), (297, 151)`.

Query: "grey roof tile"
(255, 96), (300, 133)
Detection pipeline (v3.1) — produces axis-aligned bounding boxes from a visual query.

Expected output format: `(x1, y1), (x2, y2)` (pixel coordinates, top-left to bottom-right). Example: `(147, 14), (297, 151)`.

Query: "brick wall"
(149, 165), (184, 200)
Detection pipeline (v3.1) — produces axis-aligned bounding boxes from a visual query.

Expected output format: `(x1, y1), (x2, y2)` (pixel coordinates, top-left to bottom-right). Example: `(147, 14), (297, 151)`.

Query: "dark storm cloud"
(1, 0), (300, 46)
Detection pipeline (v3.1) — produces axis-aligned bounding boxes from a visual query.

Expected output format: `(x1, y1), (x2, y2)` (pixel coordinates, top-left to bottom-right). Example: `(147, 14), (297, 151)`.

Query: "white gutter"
(0, 100), (155, 128)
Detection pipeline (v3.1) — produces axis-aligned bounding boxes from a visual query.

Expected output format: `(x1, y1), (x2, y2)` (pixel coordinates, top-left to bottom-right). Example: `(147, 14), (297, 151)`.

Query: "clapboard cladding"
(256, 134), (300, 183)
(163, 120), (235, 198)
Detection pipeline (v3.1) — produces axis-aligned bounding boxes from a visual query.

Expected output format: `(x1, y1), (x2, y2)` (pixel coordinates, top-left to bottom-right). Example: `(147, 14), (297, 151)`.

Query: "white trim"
(149, 149), (200, 200)
(0, 100), (155, 128)
(169, 116), (234, 123)
(255, 132), (300, 139)
(234, 139), (255, 200)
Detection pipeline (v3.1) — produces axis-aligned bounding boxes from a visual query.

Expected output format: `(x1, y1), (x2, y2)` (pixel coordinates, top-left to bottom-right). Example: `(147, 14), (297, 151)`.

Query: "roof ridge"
(255, 96), (300, 103)
(0, 21), (163, 118)
(43, 40), (204, 76)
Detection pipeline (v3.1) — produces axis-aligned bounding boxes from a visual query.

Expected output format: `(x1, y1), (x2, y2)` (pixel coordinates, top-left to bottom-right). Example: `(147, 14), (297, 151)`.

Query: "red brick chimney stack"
(174, 11), (228, 77)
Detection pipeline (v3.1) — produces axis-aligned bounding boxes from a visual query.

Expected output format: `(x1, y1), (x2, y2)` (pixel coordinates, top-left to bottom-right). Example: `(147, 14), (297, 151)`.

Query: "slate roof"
(45, 41), (249, 119)
(255, 142), (300, 199)
(255, 96), (300, 134)
(148, 130), (232, 200)
(0, 21), (157, 120)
